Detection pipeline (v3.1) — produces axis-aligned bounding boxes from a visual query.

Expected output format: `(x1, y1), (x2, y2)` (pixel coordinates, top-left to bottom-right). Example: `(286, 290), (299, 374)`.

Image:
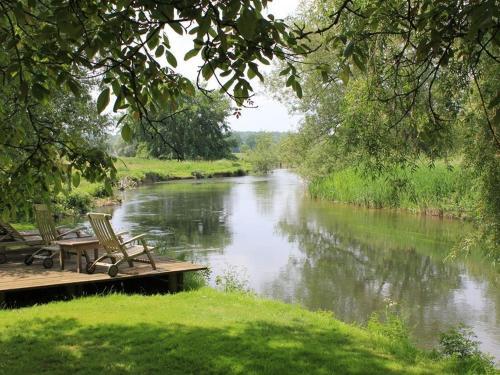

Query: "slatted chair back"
(34, 204), (59, 245)
(88, 213), (123, 254)
(0, 221), (24, 242)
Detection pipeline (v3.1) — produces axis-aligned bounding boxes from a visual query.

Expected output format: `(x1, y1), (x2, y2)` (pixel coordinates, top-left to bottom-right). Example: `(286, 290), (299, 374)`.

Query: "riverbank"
(0, 287), (486, 374)
(308, 162), (477, 219)
(60, 157), (251, 213)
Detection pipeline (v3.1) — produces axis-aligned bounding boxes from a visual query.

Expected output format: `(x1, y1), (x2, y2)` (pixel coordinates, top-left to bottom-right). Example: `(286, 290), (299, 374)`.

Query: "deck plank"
(0, 259), (206, 292)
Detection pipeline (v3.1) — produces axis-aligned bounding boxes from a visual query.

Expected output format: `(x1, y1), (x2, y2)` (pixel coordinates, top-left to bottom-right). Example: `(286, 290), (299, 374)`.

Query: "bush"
(367, 302), (417, 362)
(183, 269), (211, 291)
(90, 183), (112, 198)
(215, 265), (251, 293)
(439, 325), (495, 374)
(61, 192), (92, 214)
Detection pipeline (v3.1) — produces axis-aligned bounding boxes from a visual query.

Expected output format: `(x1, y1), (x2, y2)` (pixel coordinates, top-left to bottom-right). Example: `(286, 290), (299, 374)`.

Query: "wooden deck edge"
(0, 264), (207, 293)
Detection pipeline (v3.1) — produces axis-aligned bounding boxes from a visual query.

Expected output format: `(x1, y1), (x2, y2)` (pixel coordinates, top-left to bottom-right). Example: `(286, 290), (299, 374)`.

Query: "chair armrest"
(56, 227), (87, 239)
(120, 234), (146, 246)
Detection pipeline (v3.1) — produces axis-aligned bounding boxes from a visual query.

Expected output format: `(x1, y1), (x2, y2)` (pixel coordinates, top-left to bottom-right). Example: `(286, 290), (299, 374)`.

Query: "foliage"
(0, 288), (461, 374)
(272, 0), (499, 260)
(285, 0), (499, 140)
(309, 162), (477, 218)
(230, 131), (288, 152)
(0, 83), (115, 219)
(215, 266), (251, 293)
(183, 268), (212, 291)
(439, 325), (496, 374)
(367, 303), (417, 363)
(133, 92), (234, 160)
(60, 192), (93, 215)
(245, 133), (279, 174)
(1, 0), (313, 215)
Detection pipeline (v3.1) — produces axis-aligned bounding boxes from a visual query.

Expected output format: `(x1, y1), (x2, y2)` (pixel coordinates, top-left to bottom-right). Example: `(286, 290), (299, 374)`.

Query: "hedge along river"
(95, 169), (499, 361)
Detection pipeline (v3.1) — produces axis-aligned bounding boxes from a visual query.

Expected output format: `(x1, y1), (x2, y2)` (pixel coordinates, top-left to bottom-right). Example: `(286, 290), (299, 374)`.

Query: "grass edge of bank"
(60, 157), (251, 214)
(0, 287), (493, 374)
(308, 163), (477, 220)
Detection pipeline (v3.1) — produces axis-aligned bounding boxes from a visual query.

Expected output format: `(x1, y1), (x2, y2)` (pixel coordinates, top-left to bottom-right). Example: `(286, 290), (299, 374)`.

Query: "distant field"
(49, 157), (251, 214)
(73, 157), (250, 197)
(115, 157), (250, 180)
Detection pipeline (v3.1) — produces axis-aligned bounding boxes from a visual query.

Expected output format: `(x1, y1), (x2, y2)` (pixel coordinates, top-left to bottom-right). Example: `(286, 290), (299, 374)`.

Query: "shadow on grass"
(0, 317), (405, 375)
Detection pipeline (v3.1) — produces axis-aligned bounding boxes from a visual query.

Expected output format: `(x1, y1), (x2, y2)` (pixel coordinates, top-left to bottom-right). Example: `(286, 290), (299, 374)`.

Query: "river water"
(97, 169), (499, 361)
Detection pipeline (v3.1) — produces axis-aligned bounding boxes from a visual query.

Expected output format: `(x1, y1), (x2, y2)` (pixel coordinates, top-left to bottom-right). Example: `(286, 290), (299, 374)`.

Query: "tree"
(0, 0), (312, 216)
(134, 91), (233, 160)
(0, 82), (114, 219)
(274, 0), (499, 259)
(246, 133), (278, 174)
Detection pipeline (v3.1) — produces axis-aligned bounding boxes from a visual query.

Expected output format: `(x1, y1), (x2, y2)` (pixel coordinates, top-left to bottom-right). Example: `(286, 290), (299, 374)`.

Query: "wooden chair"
(0, 221), (43, 264)
(87, 213), (156, 277)
(24, 204), (89, 269)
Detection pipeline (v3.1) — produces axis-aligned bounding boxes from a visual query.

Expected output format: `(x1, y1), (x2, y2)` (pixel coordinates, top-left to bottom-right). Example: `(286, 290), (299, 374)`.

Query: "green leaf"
(97, 87), (110, 114)
(184, 48), (199, 60)
(293, 81), (303, 98)
(165, 50), (177, 67)
(237, 8), (257, 40)
(32, 83), (50, 103)
(488, 91), (500, 109)
(72, 172), (81, 188)
(247, 67), (256, 79)
(339, 65), (350, 85)
(343, 41), (354, 58)
(169, 22), (184, 35)
(493, 110), (500, 126)
(201, 64), (213, 80)
(121, 123), (132, 143)
(321, 70), (329, 82)
(155, 45), (164, 58)
(279, 67), (291, 76)
(181, 78), (196, 96)
(104, 179), (113, 195)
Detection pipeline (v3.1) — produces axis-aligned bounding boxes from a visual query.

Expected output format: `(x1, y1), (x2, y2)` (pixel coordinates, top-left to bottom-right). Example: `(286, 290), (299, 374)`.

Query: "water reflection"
(99, 170), (499, 361)
(101, 181), (234, 261)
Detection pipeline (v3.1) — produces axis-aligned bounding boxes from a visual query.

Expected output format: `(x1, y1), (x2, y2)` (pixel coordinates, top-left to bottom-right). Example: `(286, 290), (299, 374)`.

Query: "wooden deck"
(0, 254), (206, 294)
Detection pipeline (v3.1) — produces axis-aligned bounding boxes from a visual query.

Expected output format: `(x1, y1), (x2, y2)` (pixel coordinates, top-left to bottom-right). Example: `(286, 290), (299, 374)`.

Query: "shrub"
(183, 269), (211, 291)
(90, 183), (112, 198)
(367, 303), (417, 362)
(61, 192), (92, 214)
(215, 265), (251, 293)
(439, 325), (495, 374)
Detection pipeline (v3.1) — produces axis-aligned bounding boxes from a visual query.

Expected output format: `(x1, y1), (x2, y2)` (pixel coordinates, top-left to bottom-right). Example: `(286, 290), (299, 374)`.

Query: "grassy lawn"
(74, 157), (251, 197)
(115, 157), (250, 181)
(0, 288), (460, 374)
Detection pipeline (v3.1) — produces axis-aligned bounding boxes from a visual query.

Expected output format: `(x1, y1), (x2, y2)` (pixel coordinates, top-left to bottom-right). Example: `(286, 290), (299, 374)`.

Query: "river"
(96, 169), (499, 361)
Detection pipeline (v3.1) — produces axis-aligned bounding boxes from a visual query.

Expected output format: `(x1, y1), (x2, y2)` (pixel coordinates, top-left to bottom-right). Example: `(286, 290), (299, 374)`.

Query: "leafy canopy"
(0, 0), (312, 216)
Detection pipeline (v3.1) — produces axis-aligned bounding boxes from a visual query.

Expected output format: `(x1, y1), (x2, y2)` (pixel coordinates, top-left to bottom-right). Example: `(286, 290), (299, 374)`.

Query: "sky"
(168, 0), (303, 133)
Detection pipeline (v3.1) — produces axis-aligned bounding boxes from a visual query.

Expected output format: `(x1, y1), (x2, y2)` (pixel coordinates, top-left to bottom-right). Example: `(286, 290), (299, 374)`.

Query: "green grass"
(56, 157), (251, 214)
(115, 157), (251, 181)
(309, 162), (478, 218)
(0, 288), (462, 374)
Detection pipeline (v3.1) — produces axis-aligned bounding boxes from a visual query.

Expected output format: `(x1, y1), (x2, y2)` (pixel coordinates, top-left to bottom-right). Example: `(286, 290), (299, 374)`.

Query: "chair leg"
(83, 251), (91, 265)
(127, 259), (134, 267)
(60, 250), (64, 270)
(145, 250), (156, 270)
